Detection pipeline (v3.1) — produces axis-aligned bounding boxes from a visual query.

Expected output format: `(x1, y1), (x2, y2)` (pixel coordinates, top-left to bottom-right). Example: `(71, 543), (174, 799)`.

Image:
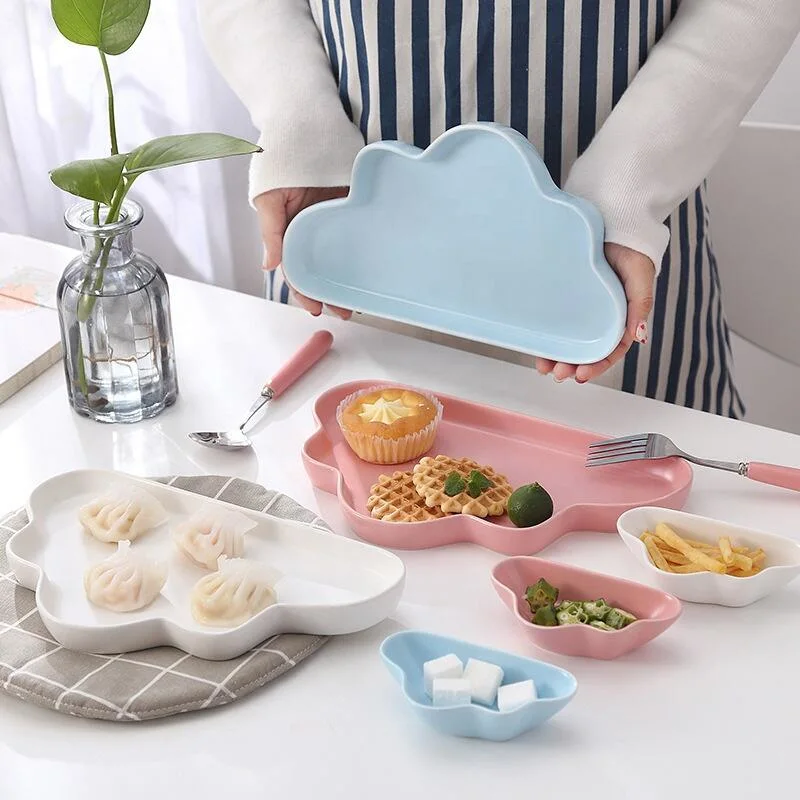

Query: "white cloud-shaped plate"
(282, 122), (626, 364)
(5, 470), (405, 661)
(617, 506), (800, 607)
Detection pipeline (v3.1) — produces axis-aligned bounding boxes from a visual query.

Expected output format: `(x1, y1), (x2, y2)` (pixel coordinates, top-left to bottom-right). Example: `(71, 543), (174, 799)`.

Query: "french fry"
(643, 534), (672, 571)
(654, 523), (727, 574)
(663, 552), (690, 566)
(670, 563), (710, 574)
(658, 538), (719, 556)
(731, 553), (753, 572)
(719, 536), (734, 565)
(730, 567), (759, 577)
(659, 546), (690, 560)
(677, 537), (723, 552)
(642, 525), (768, 577)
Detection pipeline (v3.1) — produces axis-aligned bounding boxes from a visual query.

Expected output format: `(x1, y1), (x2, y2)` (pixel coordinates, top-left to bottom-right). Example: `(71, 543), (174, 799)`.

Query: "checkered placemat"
(0, 475), (328, 721)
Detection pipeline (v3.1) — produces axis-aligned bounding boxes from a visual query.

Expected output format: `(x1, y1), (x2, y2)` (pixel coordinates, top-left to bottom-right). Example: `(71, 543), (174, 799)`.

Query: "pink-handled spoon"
(189, 330), (333, 450)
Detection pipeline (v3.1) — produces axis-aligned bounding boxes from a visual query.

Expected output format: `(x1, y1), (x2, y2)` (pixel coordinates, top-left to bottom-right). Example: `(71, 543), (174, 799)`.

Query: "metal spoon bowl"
(188, 331), (333, 450)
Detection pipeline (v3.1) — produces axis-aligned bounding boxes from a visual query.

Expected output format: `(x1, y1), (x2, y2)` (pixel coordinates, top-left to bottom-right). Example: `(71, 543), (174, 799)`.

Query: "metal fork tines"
(585, 434), (655, 466)
(585, 432), (745, 474)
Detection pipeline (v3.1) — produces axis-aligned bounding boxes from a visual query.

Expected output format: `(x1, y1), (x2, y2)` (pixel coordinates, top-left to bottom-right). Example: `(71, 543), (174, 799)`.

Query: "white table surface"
(1, 270), (798, 800)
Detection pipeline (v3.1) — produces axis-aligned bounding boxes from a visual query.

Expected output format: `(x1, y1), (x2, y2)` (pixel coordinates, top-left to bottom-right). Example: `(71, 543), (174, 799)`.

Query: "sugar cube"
(497, 680), (538, 712)
(432, 678), (472, 707)
(463, 658), (504, 706)
(423, 653), (464, 697)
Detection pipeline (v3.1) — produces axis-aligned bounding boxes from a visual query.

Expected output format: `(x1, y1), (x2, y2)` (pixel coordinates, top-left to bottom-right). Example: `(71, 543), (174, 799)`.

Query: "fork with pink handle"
(586, 433), (800, 492)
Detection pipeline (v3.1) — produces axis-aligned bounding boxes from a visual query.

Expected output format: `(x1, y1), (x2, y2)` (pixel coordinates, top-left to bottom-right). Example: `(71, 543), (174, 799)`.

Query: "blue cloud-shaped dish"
(380, 630), (577, 742)
(282, 122), (626, 364)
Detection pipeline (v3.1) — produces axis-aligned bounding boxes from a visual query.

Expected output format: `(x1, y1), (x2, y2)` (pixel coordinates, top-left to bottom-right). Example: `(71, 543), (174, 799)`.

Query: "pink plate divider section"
(302, 380), (693, 556)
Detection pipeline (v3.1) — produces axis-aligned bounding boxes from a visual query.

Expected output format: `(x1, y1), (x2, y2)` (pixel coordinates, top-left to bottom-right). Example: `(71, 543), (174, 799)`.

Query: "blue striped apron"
(272, 0), (744, 418)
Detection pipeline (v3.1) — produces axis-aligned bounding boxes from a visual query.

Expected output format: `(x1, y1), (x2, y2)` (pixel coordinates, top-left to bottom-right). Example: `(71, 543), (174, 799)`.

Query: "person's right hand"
(254, 187), (351, 318)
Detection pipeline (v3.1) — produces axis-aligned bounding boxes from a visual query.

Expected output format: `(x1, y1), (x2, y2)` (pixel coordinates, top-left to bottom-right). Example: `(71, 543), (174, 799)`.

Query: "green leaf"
(51, 0), (150, 55)
(49, 154), (128, 204)
(444, 472), (466, 497)
(124, 133), (262, 176)
(466, 469), (494, 498)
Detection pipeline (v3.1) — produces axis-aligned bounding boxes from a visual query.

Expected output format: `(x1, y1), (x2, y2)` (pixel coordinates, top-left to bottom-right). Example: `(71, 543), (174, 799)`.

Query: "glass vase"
(56, 200), (179, 423)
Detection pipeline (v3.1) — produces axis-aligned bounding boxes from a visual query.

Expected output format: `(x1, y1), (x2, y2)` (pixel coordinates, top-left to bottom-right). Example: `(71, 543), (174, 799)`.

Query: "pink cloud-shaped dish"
(491, 556), (682, 660)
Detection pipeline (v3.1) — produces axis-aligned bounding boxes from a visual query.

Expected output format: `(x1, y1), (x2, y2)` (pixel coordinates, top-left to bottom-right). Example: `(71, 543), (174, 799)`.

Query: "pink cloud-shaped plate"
(491, 557), (682, 659)
(302, 380), (693, 556)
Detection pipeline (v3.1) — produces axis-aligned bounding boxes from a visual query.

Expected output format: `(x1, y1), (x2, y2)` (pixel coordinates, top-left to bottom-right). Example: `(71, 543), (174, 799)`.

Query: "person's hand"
(254, 187), (351, 318)
(535, 243), (655, 383)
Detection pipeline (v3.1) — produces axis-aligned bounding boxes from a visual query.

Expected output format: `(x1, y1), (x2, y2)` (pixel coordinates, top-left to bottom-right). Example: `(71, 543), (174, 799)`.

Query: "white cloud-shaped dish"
(282, 122), (626, 365)
(6, 470), (405, 660)
(617, 506), (800, 607)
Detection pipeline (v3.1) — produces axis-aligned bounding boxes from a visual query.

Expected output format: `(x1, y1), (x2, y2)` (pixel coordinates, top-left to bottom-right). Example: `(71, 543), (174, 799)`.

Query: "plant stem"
(73, 173), (137, 397)
(99, 50), (118, 155)
(75, 334), (88, 396)
(74, 232), (114, 397)
(74, 50), (120, 398)
(108, 177), (131, 219)
(76, 179), (131, 324)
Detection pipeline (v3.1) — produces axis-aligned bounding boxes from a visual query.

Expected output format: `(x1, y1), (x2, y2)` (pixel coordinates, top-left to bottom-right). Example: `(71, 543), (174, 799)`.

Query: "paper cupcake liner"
(336, 385), (443, 465)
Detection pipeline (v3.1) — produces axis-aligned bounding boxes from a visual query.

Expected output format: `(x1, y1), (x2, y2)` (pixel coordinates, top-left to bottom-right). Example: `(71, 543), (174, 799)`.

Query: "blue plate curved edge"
(379, 629), (578, 742)
(283, 122), (627, 365)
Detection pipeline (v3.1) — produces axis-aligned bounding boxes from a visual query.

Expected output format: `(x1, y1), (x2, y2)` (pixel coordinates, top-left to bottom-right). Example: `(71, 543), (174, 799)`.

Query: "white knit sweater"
(197, 0), (800, 270)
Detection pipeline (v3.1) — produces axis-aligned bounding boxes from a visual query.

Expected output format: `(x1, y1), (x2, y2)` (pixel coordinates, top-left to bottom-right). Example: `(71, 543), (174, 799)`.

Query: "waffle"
(366, 471), (447, 523)
(411, 455), (512, 516)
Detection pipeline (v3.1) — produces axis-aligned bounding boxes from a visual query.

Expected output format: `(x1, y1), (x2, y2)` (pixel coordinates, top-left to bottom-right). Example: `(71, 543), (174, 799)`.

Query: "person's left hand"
(535, 243), (656, 383)
(255, 186), (352, 319)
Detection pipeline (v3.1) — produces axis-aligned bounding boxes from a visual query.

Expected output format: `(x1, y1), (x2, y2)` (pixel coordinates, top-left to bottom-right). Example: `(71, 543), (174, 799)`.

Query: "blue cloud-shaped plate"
(380, 630), (577, 741)
(283, 122), (626, 364)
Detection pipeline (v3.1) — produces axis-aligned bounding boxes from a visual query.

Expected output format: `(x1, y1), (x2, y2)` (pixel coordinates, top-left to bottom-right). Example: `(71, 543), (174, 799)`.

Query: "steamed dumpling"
(173, 505), (257, 569)
(79, 485), (168, 543)
(84, 540), (168, 612)
(190, 556), (280, 628)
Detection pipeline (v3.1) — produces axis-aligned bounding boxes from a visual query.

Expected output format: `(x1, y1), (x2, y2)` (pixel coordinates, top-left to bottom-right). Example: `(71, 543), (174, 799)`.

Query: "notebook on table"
(0, 233), (76, 404)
